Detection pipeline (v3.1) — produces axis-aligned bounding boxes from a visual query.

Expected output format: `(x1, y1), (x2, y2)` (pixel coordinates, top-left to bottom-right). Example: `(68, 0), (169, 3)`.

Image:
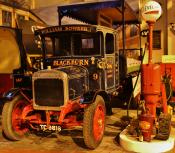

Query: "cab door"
(104, 33), (116, 92)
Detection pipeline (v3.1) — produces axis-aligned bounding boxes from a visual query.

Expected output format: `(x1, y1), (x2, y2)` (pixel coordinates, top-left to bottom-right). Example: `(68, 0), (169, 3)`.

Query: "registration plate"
(40, 124), (61, 132)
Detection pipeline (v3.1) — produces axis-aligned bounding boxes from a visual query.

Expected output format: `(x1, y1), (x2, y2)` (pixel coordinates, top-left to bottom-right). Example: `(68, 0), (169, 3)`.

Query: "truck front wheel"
(2, 95), (29, 140)
(83, 95), (106, 149)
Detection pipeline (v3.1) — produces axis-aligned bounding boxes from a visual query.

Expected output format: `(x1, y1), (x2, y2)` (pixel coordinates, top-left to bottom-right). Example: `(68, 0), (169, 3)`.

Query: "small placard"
(162, 55), (175, 63)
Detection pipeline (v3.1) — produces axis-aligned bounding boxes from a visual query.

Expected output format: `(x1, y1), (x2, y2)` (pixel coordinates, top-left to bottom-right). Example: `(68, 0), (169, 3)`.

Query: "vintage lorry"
(1, 1), (142, 149)
(2, 24), (120, 149)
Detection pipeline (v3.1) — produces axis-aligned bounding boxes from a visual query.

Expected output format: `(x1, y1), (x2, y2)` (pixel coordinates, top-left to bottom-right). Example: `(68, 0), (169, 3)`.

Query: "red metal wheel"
(2, 95), (30, 140)
(93, 103), (105, 141)
(83, 95), (106, 149)
(12, 100), (29, 135)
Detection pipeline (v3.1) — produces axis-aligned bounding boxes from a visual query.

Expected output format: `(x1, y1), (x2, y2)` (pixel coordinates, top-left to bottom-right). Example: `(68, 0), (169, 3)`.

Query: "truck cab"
(35, 24), (119, 95)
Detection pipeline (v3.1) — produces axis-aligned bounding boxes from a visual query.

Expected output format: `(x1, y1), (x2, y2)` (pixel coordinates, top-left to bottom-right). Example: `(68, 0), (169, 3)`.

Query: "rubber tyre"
(83, 95), (106, 149)
(2, 95), (29, 140)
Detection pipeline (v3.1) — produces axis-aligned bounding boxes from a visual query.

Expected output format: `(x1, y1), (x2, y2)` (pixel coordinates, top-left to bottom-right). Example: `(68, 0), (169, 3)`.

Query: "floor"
(0, 108), (175, 153)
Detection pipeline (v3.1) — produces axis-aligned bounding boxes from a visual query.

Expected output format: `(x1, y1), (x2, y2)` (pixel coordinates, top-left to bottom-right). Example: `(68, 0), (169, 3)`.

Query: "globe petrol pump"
(139, 1), (171, 142)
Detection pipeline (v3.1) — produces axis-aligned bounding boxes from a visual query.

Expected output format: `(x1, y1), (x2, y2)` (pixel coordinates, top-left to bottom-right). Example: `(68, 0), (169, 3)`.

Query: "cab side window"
(73, 32), (102, 56)
(106, 33), (114, 54)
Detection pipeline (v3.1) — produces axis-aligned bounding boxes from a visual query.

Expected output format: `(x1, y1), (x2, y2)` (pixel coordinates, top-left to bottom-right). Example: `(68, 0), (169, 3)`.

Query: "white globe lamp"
(141, 1), (162, 23)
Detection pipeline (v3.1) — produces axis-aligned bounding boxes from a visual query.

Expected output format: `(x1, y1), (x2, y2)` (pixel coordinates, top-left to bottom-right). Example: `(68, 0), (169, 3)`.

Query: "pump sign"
(141, 1), (162, 22)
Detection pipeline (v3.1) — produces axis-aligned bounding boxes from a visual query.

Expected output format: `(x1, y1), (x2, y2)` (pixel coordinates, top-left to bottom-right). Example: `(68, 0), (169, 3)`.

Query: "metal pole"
(57, 9), (62, 26)
(122, 0), (125, 55)
(139, 24), (142, 58)
(58, 12), (62, 26)
(148, 22), (154, 64)
(164, 1), (168, 55)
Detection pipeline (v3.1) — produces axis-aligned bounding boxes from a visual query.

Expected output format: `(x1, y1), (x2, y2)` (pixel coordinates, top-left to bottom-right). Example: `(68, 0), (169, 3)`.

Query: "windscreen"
(44, 31), (102, 57)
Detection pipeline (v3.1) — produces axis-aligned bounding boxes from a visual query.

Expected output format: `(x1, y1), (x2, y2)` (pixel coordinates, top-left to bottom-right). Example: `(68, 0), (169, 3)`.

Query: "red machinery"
(139, 1), (171, 142)
(141, 21), (168, 117)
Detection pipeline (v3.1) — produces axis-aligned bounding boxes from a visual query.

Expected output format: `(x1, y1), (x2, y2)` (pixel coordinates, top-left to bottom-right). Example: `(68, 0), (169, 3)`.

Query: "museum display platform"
(120, 127), (175, 153)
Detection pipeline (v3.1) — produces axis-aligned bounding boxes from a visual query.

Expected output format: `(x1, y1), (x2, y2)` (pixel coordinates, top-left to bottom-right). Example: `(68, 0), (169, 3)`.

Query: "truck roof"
(35, 24), (116, 36)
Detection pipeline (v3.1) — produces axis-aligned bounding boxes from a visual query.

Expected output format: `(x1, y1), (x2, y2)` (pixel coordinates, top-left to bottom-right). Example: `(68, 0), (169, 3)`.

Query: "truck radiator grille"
(34, 79), (64, 107)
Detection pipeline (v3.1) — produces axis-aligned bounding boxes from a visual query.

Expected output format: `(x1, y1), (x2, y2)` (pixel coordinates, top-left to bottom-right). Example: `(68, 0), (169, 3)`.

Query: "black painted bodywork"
(34, 25), (119, 96)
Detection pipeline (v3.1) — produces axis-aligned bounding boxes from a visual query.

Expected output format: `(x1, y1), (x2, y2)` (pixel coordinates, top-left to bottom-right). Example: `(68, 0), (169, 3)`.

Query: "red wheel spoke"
(93, 104), (105, 141)
(11, 100), (28, 135)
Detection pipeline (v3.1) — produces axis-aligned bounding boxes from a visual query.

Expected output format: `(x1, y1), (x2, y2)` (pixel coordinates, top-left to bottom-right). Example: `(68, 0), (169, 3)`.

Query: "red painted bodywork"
(142, 64), (161, 95)
(141, 64), (161, 117)
(19, 99), (87, 130)
(93, 103), (105, 141)
(0, 74), (13, 97)
(161, 83), (168, 113)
